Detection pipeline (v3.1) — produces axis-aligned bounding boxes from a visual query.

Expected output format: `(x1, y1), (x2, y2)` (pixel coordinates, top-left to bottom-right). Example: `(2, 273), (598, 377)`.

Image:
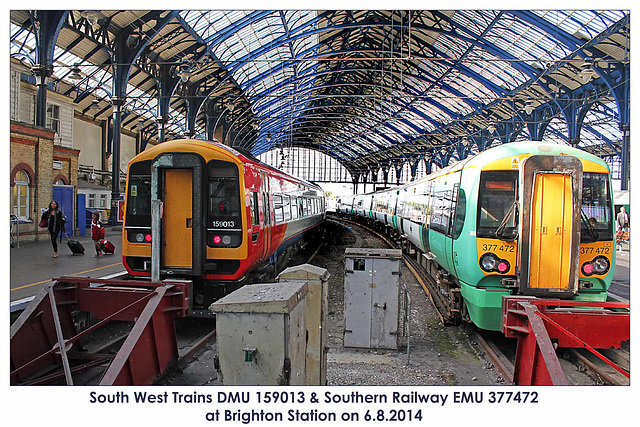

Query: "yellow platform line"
(11, 262), (122, 292)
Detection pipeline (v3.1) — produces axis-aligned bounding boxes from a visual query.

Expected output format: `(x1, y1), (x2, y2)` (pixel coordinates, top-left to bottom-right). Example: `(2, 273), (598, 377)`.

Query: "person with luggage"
(91, 212), (105, 257)
(40, 200), (65, 258)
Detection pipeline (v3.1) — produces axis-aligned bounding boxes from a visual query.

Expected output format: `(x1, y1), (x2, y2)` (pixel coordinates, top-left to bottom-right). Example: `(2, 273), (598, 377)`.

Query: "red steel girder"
(10, 277), (190, 385)
(502, 296), (630, 386)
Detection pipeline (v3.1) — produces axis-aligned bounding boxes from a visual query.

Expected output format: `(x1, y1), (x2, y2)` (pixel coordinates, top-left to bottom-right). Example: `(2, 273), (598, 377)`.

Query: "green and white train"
(337, 142), (616, 331)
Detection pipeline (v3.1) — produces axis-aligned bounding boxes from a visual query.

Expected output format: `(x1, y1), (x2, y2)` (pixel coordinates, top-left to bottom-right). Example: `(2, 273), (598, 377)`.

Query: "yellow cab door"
(163, 169), (193, 268)
(518, 155), (582, 296)
(528, 173), (573, 289)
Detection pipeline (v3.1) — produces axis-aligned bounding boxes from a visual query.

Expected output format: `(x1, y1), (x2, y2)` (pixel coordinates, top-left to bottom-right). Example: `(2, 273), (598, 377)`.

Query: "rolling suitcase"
(64, 232), (85, 255)
(100, 239), (115, 254)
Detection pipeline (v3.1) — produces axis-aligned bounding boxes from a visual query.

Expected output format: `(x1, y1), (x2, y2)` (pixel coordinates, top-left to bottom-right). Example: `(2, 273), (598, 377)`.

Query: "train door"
(518, 156), (582, 296)
(260, 171), (271, 259)
(163, 169), (193, 268)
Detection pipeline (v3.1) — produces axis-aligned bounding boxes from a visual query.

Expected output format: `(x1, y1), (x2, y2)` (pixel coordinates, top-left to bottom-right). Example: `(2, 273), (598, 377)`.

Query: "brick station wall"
(10, 121), (80, 242)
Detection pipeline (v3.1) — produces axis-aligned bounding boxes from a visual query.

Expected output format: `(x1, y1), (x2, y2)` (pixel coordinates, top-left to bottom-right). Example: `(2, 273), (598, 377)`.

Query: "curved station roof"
(10, 10), (630, 177)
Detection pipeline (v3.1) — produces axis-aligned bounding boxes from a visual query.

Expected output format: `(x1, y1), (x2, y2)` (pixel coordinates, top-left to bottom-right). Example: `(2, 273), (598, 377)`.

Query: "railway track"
(327, 214), (630, 386)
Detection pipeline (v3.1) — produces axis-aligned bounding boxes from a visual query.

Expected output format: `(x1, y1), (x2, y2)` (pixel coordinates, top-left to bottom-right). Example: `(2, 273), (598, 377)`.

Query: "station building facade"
(9, 58), (141, 241)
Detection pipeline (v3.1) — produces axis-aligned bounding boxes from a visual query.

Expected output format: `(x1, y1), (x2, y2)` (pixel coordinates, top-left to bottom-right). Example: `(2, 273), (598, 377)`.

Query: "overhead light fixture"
(266, 133), (272, 143)
(177, 61), (191, 83)
(90, 99), (100, 111)
(487, 123), (496, 133)
(80, 11), (102, 27)
(68, 64), (82, 81)
(225, 101), (235, 112)
(580, 58), (596, 84)
(523, 99), (535, 115)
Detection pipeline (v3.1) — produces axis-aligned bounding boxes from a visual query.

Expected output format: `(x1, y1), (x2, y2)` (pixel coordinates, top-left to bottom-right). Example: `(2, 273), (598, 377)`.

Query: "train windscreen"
(125, 161), (152, 227)
(581, 172), (613, 242)
(477, 171), (518, 238)
(207, 160), (242, 248)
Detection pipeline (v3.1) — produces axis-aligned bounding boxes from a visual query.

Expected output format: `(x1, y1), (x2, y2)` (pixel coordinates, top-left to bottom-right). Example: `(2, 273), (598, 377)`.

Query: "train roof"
(465, 141), (610, 171)
(131, 139), (323, 192)
(357, 141), (610, 198)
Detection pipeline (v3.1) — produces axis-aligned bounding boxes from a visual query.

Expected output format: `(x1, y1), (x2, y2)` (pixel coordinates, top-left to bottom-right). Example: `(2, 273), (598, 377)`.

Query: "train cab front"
(122, 144), (251, 313)
(467, 151), (615, 330)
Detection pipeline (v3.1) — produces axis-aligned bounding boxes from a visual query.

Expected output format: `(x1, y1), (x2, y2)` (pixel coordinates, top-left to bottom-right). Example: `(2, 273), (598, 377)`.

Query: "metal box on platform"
(209, 281), (308, 385)
(343, 248), (402, 350)
(277, 264), (330, 385)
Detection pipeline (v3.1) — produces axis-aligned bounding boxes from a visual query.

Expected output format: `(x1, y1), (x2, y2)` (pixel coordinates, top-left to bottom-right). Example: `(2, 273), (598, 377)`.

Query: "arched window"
(13, 170), (30, 219)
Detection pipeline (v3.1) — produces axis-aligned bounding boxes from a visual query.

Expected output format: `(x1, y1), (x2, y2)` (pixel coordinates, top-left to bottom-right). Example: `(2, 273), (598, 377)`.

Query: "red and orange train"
(121, 139), (325, 313)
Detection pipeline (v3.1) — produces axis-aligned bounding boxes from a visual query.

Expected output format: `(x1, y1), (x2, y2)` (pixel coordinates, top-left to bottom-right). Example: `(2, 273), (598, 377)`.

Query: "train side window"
(283, 195), (292, 221)
(250, 192), (259, 226)
(291, 197), (299, 219)
(274, 195), (284, 223)
(452, 187), (466, 239)
(302, 197), (311, 216)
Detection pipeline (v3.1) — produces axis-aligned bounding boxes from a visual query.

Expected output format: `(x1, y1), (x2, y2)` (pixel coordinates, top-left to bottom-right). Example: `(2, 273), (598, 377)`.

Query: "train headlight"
(222, 235), (231, 245)
(592, 256), (610, 275)
(480, 253), (499, 272)
(135, 233), (144, 242)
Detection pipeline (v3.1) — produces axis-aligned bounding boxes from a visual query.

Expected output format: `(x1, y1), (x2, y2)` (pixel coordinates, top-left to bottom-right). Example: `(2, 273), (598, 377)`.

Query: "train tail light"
(213, 235), (221, 244)
(582, 256), (610, 276)
(144, 234), (152, 242)
(497, 260), (510, 273)
(480, 253), (510, 274)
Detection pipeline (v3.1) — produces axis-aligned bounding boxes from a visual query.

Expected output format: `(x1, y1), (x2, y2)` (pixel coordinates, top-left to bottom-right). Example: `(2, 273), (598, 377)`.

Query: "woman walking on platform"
(41, 200), (65, 258)
(91, 212), (105, 257)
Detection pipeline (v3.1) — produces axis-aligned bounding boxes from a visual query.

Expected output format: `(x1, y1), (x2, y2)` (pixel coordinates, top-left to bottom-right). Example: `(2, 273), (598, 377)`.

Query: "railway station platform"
(9, 227), (126, 308)
(9, 228), (630, 309)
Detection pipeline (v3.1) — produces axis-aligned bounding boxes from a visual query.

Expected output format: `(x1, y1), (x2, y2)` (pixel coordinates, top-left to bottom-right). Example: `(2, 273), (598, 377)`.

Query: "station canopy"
(10, 10), (629, 174)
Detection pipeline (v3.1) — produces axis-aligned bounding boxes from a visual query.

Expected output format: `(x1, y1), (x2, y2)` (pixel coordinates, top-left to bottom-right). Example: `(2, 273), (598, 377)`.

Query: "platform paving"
(9, 227), (126, 304)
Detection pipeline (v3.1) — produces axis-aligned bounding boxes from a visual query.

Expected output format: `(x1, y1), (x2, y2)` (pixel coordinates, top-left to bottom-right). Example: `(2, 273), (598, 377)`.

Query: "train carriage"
(122, 139), (325, 313)
(356, 141), (615, 331)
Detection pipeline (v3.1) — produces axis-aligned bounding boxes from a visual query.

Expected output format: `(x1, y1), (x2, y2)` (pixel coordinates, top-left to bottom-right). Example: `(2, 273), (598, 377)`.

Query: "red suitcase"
(100, 239), (115, 254)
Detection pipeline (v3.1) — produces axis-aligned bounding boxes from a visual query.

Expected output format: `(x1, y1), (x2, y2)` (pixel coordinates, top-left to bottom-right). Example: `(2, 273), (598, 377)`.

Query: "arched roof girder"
(253, 95), (441, 150)
(253, 79), (456, 129)
(227, 27), (513, 107)
(257, 102), (409, 147)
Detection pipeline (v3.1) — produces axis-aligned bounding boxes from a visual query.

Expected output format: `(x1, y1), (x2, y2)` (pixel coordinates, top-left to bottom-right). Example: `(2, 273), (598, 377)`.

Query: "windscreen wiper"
(495, 200), (519, 241)
(580, 210), (599, 242)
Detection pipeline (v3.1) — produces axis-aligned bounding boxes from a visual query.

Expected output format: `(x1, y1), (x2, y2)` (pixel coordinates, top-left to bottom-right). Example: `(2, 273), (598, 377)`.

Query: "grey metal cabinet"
(210, 281), (308, 385)
(343, 248), (402, 350)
